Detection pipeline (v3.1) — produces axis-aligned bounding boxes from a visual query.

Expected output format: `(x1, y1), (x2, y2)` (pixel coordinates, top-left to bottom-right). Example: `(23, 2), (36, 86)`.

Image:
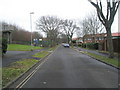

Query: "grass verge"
(33, 46), (57, 58)
(8, 44), (43, 51)
(83, 51), (120, 68)
(2, 59), (39, 87)
(48, 46), (57, 51)
(98, 50), (120, 57)
(32, 51), (49, 58)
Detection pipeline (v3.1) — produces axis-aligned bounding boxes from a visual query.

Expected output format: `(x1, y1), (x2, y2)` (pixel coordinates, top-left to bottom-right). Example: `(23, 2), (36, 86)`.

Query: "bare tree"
(33, 32), (43, 40)
(88, 0), (120, 58)
(36, 16), (62, 47)
(87, 13), (104, 35)
(62, 19), (79, 44)
(59, 33), (68, 43)
(80, 13), (104, 43)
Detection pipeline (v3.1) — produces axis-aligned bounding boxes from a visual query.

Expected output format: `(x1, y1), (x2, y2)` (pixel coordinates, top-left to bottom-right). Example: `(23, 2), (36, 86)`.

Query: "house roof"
(84, 33), (106, 37)
(83, 33), (120, 37)
(112, 33), (120, 36)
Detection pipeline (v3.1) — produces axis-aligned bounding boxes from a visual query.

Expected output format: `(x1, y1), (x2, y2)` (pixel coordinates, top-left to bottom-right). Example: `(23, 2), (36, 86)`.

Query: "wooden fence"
(99, 38), (120, 53)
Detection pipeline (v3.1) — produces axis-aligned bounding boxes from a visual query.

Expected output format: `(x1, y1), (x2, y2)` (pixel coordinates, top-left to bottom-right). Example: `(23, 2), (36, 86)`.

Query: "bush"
(78, 44), (82, 47)
(2, 38), (8, 54)
(87, 43), (98, 50)
(81, 43), (98, 50)
(81, 43), (86, 48)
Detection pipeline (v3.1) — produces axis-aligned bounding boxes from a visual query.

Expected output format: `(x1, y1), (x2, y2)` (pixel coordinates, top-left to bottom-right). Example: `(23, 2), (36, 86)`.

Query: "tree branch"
(106, 1), (111, 20)
(115, 1), (120, 13)
(89, 0), (106, 25)
(89, 1), (99, 8)
(97, 9), (105, 26)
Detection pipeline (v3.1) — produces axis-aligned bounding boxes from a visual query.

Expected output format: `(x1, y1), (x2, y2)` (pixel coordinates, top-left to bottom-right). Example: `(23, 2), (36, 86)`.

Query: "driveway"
(9, 45), (118, 88)
(2, 49), (47, 67)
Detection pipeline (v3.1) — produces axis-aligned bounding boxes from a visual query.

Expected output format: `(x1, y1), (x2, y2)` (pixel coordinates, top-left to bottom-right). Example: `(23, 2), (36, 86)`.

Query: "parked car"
(62, 43), (70, 48)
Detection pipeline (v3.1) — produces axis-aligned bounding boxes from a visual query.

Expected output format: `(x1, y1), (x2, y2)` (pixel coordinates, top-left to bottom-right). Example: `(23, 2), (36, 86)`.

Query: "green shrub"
(81, 43), (86, 48)
(86, 43), (98, 50)
(78, 44), (82, 47)
(94, 43), (99, 49)
(2, 38), (8, 54)
(81, 43), (98, 50)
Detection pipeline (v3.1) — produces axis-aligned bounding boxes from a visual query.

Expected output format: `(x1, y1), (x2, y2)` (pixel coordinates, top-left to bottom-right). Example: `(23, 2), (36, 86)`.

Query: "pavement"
(74, 46), (120, 60)
(8, 45), (119, 88)
(2, 48), (47, 67)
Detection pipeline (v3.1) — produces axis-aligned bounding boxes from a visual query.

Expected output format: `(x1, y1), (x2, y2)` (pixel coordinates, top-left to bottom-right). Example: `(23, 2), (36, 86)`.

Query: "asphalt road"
(11, 45), (118, 88)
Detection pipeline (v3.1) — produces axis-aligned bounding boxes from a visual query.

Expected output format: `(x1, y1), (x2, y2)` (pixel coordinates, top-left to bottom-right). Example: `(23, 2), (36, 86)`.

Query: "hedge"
(80, 43), (98, 50)
(2, 38), (8, 54)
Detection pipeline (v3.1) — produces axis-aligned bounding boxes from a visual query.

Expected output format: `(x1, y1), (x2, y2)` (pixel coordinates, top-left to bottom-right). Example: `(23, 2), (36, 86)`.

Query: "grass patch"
(98, 50), (120, 57)
(47, 46), (57, 51)
(8, 44), (43, 51)
(33, 46), (57, 58)
(2, 59), (38, 87)
(83, 51), (120, 68)
(33, 51), (49, 58)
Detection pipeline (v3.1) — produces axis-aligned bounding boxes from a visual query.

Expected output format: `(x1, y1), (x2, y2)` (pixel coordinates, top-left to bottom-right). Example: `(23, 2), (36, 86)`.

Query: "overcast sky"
(0, 0), (119, 37)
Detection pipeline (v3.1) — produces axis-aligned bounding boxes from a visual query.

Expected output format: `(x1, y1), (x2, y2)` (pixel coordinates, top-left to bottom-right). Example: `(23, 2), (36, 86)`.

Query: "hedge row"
(78, 43), (99, 50)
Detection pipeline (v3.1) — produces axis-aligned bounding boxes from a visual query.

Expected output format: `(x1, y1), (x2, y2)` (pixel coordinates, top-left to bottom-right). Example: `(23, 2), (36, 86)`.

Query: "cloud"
(0, 0), (118, 33)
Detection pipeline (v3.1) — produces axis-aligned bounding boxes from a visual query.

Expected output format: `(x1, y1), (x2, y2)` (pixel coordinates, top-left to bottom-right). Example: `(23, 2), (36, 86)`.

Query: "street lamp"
(30, 12), (34, 51)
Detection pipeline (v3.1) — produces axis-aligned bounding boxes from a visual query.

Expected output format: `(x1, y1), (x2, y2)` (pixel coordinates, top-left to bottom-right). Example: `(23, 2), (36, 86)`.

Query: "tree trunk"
(106, 27), (114, 58)
(67, 36), (70, 44)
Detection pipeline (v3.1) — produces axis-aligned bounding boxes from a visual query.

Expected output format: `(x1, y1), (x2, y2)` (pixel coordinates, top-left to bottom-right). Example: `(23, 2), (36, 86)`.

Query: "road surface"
(10, 45), (118, 88)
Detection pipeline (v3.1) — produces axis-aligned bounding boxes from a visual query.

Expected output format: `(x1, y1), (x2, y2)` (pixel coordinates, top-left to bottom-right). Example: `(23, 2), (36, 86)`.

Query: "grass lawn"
(7, 44), (43, 51)
(2, 59), (39, 87)
(83, 51), (120, 68)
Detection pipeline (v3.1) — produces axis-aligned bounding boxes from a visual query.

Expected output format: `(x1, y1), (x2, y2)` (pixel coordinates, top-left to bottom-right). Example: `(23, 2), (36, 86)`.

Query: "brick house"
(83, 33), (106, 43)
(82, 33), (120, 53)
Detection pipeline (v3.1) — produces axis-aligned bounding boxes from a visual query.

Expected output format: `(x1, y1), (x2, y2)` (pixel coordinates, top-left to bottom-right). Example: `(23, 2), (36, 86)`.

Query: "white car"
(62, 43), (70, 48)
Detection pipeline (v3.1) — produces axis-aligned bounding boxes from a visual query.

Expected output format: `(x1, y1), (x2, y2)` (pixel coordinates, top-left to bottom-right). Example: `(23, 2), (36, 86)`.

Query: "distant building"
(83, 33), (106, 43)
(82, 32), (120, 53)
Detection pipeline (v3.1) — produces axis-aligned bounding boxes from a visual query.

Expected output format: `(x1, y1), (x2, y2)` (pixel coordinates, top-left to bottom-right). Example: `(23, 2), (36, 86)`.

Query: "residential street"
(11, 45), (118, 88)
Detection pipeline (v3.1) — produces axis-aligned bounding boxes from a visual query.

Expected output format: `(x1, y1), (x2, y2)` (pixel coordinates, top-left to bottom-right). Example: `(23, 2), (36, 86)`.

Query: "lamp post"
(30, 12), (34, 51)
